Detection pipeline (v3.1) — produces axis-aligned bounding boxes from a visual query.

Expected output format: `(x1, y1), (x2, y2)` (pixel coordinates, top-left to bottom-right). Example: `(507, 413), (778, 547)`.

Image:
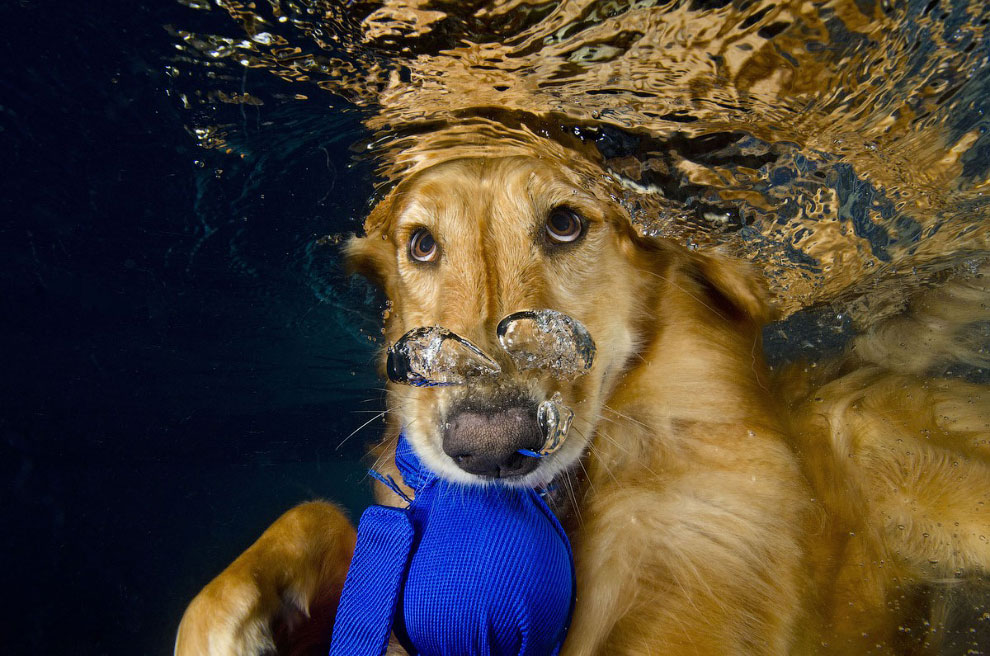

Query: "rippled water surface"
(172, 0), (990, 321)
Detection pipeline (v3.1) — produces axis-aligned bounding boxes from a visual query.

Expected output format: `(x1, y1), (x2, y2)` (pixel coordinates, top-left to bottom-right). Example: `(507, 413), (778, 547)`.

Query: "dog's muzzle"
(385, 309), (593, 470)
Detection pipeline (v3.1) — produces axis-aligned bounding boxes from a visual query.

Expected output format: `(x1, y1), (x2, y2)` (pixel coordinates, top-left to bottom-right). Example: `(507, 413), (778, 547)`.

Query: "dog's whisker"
(569, 410), (622, 434)
(571, 413), (632, 451)
(573, 453), (595, 501)
(563, 472), (583, 527)
(583, 441), (621, 487)
(367, 431), (405, 483)
(561, 420), (618, 488)
(601, 404), (652, 431)
(568, 414), (631, 464)
(337, 410), (388, 451)
(586, 425), (661, 479)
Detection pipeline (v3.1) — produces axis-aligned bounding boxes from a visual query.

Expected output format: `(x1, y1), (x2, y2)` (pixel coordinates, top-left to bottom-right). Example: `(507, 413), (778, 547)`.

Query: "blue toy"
(328, 434), (575, 655)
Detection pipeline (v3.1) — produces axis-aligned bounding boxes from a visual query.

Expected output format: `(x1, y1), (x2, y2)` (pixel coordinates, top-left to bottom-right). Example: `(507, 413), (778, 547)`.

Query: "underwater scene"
(2, 0), (989, 653)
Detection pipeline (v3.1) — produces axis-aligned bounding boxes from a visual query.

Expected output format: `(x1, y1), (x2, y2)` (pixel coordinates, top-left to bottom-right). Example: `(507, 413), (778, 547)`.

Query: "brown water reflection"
(171, 0), (990, 318)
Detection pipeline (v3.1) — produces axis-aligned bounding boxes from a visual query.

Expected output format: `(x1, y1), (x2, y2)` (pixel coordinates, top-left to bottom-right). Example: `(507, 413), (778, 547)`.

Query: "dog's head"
(346, 155), (770, 487)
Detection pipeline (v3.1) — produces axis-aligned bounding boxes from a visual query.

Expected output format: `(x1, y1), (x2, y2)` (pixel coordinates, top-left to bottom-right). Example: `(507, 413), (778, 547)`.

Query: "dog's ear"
(344, 234), (392, 289)
(622, 226), (775, 326)
(687, 251), (775, 326)
(343, 193), (398, 289)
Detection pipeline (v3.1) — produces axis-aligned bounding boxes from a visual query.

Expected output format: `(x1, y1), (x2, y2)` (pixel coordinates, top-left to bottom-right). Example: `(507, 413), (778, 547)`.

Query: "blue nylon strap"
(328, 505), (414, 656)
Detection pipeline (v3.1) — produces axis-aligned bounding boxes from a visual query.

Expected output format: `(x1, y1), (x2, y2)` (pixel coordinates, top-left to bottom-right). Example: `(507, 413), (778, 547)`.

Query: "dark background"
(1, 2), (381, 653)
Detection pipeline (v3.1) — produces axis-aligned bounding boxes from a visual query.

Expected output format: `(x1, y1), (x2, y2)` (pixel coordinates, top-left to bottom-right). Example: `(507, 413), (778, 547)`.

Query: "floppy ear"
(687, 251), (775, 326)
(343, 192), (398, 289)
(621, 224), (775, 327)
(343, 234), (392, 289)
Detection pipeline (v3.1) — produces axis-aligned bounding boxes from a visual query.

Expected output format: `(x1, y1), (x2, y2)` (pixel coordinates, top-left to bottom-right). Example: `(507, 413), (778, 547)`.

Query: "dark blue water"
(2, 2), (381, 653)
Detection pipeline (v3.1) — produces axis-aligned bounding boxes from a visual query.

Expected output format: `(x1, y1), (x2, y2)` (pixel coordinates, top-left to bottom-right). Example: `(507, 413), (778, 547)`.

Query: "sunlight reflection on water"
(170, 0), (989, 324)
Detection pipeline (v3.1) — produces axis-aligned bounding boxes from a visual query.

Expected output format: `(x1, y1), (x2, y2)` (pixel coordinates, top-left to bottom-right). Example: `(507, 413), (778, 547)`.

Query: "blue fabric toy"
(328, 434), (575, 656)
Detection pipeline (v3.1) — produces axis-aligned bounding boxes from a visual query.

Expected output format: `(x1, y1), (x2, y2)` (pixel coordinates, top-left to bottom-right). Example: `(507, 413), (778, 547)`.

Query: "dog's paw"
(175, 502), (357, 656)
(175, 574), (277, 656)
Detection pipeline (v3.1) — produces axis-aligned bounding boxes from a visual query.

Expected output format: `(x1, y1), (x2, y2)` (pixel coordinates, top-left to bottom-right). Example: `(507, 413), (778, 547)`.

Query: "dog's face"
(347, 156), (655, 486)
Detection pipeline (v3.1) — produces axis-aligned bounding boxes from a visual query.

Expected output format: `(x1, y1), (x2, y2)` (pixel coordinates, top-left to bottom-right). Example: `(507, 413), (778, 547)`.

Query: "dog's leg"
(175, 501), (356, 656)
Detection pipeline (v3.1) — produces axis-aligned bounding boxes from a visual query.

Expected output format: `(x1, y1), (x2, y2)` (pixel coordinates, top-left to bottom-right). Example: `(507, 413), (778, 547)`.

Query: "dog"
(175, 152), (990, 655)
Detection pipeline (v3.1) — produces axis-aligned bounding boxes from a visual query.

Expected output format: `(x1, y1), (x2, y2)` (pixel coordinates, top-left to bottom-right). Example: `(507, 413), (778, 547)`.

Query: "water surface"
(173, 0), (990, 320)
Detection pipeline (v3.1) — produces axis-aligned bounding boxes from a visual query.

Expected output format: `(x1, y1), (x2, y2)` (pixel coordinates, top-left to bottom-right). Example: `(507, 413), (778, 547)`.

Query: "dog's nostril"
(503, 452), (526, 471)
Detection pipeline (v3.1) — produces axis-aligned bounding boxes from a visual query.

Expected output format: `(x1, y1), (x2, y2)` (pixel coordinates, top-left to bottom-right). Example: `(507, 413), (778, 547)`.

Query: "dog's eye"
(545, 207), (585, 244)
(409, 228), (439, 263)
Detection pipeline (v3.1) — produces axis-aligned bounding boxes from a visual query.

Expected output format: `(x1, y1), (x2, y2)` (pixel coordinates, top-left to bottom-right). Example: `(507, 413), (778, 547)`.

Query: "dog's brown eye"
(409, 228), (439, 263)
(545, 208), (584, 244)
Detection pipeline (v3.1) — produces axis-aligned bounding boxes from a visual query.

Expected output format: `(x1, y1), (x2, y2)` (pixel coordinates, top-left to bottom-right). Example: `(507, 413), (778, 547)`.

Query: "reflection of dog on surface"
(175, 155), (990, 655)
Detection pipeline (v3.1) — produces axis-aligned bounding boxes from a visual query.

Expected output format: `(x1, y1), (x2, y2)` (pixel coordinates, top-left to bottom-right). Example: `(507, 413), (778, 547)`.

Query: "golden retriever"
(175, 152), (990, 655)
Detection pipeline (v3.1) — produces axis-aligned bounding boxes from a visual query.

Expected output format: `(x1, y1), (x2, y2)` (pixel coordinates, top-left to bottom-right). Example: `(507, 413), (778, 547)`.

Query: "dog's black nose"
(442, 405), (544, 478)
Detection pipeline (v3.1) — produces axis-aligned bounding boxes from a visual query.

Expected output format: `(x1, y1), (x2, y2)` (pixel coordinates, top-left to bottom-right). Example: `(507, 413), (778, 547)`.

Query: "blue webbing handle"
(328, 505), (414, 656)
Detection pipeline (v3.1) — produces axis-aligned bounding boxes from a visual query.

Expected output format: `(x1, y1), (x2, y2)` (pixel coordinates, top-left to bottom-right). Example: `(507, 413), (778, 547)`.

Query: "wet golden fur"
(176, 155), (990, 655)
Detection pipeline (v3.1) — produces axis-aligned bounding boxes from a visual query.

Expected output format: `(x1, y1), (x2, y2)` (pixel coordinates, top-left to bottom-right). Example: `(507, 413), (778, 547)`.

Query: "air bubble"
(386, 327), (500, 387)
(534, 392), (575, 456)
(497, 309), (596, 377)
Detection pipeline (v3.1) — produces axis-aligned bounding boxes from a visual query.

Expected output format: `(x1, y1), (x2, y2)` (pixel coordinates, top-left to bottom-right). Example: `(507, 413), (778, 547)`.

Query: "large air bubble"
(497, 309), (596, 378)
(386, 327), (501, 387)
